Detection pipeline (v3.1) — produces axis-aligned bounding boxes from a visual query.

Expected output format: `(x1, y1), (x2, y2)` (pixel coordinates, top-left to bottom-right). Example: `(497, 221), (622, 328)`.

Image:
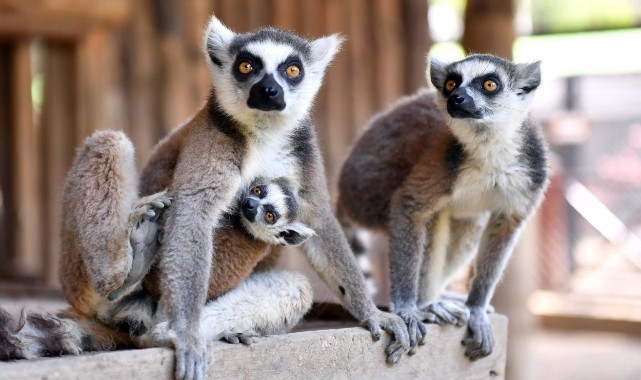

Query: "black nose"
(263, 86), (279, 98)
(241, 198), (259, 222)
(447, 90), (482, 119)
(247, 74), (286, 111)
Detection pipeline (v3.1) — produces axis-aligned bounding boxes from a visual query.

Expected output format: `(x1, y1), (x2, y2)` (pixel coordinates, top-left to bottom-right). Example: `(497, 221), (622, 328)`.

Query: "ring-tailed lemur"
(136, 16), (409, 379)
(337, 54), (549, 359)
(0, 131), (315, 360)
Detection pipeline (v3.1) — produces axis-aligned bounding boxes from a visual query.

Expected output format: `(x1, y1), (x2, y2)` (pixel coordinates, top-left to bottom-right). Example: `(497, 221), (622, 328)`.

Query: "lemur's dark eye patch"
(264, 211), (277, 224)
(251, 186), (261, 196)
(278, 55), (304, 84)
(445, 80), (457, 92)
(443, 73), (462, 94)
(483, 80), (497, 92)
(238, 61), (253, 74)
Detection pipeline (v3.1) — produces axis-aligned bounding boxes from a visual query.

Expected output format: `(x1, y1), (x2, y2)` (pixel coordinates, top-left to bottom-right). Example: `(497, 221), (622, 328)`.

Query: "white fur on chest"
(449, 127), (533, 217)
(240, 130), (299, 188)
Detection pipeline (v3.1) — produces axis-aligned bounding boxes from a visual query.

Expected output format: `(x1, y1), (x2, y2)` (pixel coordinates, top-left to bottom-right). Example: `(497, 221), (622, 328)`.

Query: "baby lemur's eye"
(238, 61), (253, 75)
(483, 80), (498, 92)
(286, 64), (300, 78)
(444, 80), (458, 92)
(251, 186), (261, 196)
(264, 211), (276, 224)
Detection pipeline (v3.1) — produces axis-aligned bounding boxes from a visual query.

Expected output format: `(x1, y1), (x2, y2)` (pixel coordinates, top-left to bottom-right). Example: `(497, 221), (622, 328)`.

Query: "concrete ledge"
(1, 315), (507, 380)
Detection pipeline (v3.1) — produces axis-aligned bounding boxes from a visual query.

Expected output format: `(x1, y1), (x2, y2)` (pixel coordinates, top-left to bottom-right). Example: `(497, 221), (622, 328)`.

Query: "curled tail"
(336, 202), (377, 296)
(0, 307), (131, 361)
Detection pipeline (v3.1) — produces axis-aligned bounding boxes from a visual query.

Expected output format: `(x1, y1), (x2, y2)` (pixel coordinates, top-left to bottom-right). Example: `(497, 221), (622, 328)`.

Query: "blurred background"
(1, 1), (641, 379)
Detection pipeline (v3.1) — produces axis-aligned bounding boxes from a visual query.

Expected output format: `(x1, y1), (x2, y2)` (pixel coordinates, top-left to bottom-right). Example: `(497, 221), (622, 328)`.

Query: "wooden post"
(41, 41), (78, 286)
(462, 0), (515, 59)
(0, 42), (15, 278)
(11, 40), (44, 279)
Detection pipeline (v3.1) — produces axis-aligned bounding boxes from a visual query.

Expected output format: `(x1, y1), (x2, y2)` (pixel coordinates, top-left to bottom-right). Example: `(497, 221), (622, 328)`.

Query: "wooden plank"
(530, 290), (641, 335)
(11, 39), (43, 278)
(373, 0), (405, 108)
(272, 0), (299, 31)
(402, 0), (430, 93)
(462, 0), (515, 59)
(0, 315), (508, 380)
(121, 0), (162, 167)
(0, 0), (131, 39)
(41, 41), (78, 286)
(0, 42), (14, 277)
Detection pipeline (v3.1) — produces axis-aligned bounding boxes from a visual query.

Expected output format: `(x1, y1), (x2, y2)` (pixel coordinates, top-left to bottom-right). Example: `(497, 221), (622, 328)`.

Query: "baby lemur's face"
(429, 54), (541, 124)
(203, 16), (342, 129)
(239, 179), (315, 246)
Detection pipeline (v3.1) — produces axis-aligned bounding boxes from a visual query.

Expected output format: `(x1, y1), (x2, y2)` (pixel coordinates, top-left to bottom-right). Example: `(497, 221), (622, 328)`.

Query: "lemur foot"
(461, 306), (494, 360)
(130, 190), (173, 224)
(362, 309), (410, 364)
(220, 331), (259, 345)
(421, 300), (470, 327)
(391, 307), (426, 356)
(174, 331), (209, 380)
(440, 292), (495, 314)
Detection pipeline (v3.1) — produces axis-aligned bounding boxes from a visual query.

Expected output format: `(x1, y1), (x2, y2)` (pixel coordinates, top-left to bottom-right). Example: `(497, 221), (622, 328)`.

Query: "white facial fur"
(203, 16), (342, 134)
(429, 55), (540, 148)
(240, 182), (315, 246)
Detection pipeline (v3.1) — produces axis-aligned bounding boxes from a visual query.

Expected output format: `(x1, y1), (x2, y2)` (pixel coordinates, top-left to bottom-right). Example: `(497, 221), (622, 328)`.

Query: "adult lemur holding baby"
(140, 16), (408, 379)
(1, 16), (410, 379)
(338, 54), (549, 359)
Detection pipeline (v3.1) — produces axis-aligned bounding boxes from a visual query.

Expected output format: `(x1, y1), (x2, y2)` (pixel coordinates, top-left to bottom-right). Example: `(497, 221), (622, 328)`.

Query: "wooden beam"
(41, 41), (78, 286)
(11, 39), (43, 278)
(0, 0), (131, 39)
(0, 315), (508, 379)
(0, 42), (14, 277)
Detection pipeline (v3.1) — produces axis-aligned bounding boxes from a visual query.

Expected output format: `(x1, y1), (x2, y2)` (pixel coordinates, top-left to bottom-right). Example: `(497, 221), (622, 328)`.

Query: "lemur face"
(239, 178), (315, 246)
(429, 54), (541, 123)
(203, 16), (343, 129)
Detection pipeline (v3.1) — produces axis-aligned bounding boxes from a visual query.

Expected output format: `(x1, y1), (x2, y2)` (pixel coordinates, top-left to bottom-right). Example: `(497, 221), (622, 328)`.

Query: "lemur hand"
(462, 306), (494, 360)
(422, 300), (470, 327)
(173, 330), (209, 380)
(362, 309), (410, 364)
(394, 306), (427, 356)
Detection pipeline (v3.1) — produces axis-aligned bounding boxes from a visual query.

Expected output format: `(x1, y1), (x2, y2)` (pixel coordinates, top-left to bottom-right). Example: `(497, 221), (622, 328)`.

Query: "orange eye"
(265, 211), (276, 223)
(444, 80), (457, 92)
(238, 61), (253, 74)
(251, 186), (261, 196)
(286, 64), (300, 78)
(483, 80), (498, 92)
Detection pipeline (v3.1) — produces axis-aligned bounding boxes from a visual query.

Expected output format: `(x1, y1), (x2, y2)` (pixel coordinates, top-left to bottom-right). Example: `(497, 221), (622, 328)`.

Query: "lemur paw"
(421, 300), (470, 327)
(174, 332), (209, 380)
(131, 190), (172, 224)
(362, 309), (410, 364)
(394, 307), (427, 356)
(220, 331), (259, 345)
(461, 307), (494, 360)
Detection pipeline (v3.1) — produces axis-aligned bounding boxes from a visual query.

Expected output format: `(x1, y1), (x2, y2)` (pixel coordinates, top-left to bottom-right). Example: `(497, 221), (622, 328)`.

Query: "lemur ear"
(278, 223), (316, 246)
(203, 15), (235, 67)
(515, 61), (542, 95)
(309, 34), (344, 70)
(428, 55), (448, 90)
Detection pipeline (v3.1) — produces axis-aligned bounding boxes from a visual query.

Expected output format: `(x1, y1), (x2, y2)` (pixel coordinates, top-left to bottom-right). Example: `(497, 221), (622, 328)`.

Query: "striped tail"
(0, 307), (131, 361)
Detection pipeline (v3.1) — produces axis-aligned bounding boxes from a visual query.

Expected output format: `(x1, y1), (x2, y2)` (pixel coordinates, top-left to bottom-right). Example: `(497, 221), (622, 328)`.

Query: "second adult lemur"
(138, 15), (409, 379)
(337, 54), (549, 359)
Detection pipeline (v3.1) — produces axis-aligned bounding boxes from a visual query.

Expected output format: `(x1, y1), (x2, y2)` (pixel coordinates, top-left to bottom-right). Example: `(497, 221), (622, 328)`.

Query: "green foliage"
(532, 0), (636, 33)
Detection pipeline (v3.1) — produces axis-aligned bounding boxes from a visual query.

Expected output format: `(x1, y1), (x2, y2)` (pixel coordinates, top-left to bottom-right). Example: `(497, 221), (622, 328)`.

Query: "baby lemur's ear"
(278, 223), (316, 246)
(308, 34), (344, 72)
(428, 54), (448, 90)
(515, 61), (542, 95)
(203, 15), (235, 67)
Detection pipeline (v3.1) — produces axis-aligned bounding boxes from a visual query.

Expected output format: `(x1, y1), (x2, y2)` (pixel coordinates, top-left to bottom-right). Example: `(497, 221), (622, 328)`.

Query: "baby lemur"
(337, 54), (549, 359)
(0, 131), (314, 360)
(136, 16), (409, 379)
